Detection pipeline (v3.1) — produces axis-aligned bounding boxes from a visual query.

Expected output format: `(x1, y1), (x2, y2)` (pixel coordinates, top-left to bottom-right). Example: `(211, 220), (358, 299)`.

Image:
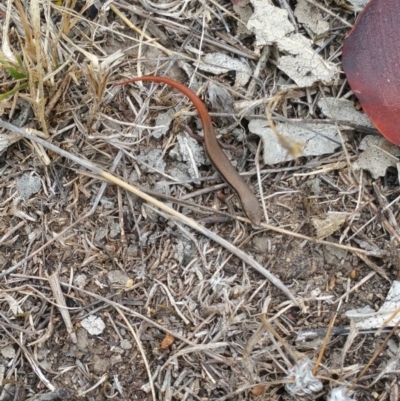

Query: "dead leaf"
(247, 0), (337, 86)
(232, 0), (253, 36)
(294, 0), (329, 36)
(249, 120), (340, 165)
(352, 135), (400, 179)
(347, 0), (369, 12)
(328, 275), (336, 290)
(197, 52), (252, 86)
(161, 333), (174, 349)
(311, 213), (348, 240)
(318, 97), (374, 129)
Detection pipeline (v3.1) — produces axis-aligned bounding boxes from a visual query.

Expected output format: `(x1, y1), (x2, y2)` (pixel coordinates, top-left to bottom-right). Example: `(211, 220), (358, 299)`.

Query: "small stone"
(109, 221), (120, 238)
(100, 197), (115, 209)
(81, 315), (105, 335)
(93, 355), (110, 373)
(110, 355), (122, 365)
(107, 270), (129, 285)
(16, 174), (41, 199)
(120, 339), (132, 350)
(95, 227), (107, 242)
(73, 274), (87, 288)
(1, 345), (15, 359)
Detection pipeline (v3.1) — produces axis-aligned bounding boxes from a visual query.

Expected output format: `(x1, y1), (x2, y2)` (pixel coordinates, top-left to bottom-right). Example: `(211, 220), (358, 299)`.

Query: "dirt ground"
(0, 0), (399, 400)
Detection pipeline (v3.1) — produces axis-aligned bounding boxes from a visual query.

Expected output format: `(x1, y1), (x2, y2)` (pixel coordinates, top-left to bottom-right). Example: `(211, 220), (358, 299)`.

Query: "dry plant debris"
(0, 0), (399, 400)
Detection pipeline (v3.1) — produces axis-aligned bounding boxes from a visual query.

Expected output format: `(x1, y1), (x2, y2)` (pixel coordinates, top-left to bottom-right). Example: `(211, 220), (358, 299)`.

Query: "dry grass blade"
(28, 308), (55, 348)
(266, 95), (304, 159)
(76, 374), (108, 397)
(0, 220), (25, 245)
(1, 0), (17, 63)
(341, 319), (359, 374)
(47, 272), (77, 344)
(26, 278), (200, 345)
(60, 0), (78, 35)
(242, 318), (268, 378)
(357, 253), (390, 282)
(114, 306), (156, 401)
(259, 220), (367, 254)
(28, 0), (47, 134)
(13, 0), (34, 52)
(333, 271), (376, 304)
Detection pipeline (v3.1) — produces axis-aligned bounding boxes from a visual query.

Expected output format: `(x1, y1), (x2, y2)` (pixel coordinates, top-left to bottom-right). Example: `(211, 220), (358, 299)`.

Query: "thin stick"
(313, 314), (335, 376)
(115, 306), (156, 401)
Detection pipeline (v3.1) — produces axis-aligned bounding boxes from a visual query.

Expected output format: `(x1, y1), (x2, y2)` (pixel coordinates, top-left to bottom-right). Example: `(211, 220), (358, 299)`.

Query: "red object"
(342, 0), (400, 145)
(115, 76), (262, 225)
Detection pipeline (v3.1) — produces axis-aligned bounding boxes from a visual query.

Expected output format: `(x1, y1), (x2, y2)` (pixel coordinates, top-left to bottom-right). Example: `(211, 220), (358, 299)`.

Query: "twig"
(313, 314), (335, 376)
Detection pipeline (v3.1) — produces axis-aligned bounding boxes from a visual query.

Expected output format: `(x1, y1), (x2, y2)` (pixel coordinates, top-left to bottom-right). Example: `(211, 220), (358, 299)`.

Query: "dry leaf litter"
(0, 1), (399, 400)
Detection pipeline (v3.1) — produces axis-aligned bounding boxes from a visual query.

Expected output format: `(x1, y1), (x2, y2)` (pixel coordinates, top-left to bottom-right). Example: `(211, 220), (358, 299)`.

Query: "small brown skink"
(115, 76), (262, 225)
